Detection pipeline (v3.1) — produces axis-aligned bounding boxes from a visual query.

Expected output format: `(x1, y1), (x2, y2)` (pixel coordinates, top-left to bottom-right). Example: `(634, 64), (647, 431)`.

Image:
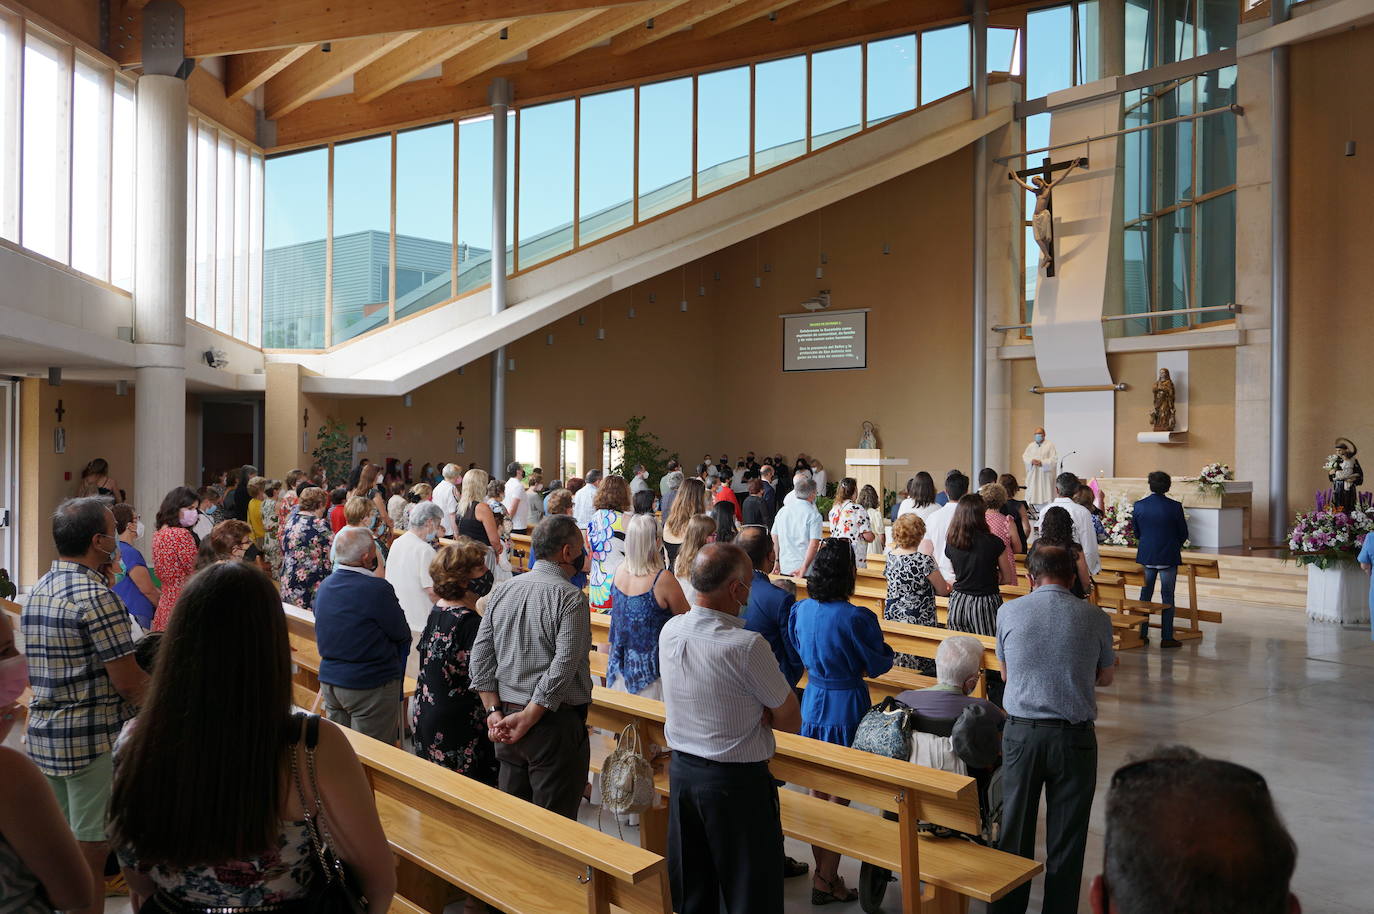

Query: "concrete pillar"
(1098, 0), (1126, 81)
(265, 362), (305, 479)
(489, 79), (512, 476)
(133, 74), (188, 545)
(971, 0), (989, 477)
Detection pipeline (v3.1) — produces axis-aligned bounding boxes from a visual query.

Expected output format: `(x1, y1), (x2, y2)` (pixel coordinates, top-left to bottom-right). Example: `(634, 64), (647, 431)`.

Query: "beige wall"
(1289, 26), (1374, 515)
(311, 149), (977, 495)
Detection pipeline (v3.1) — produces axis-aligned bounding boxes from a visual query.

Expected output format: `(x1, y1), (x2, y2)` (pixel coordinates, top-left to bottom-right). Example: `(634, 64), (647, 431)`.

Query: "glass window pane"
(195, 124), (216, 325)
(249, 153), (263, 346)
(1161, 0), (1196, 65)
(518, 100), (574, 268)
(0, 14), (19, 241)
(396, 122), (454, 320)
(1125, 0), (1153, 73)
(110, 81), (135, 290)
(1157, 206), (1191, 327)
(22, 34), (69, 262)
(1157, 86), (1193, 208)
(1198, 0), (1237, 54)
(1197, 67), (1236, 194)
(263, 147), (327, 349)
(988, 28), (1018, 75)
(579, 89), (633, 243)
(458, 116), (493, 293)
(638, 77), (692, 219)
(1077, 0), (1100, 82)
(696, 68), (749, 196)
(1027, 5), (1073, 99)
(1196, 191), (1234, 319)
(921, 24), (970, 104)
(1122, 90), (1150, 221)
(1122, 219), (1152, 335)
(1024, 224), (1039, 321)
(331, 134), (391, 344)
(810, 45), (861, 149)
(866, 35), (915, 125)
(234, 145), (250, 340)
(71, 59), (110, 280)
(215, 133), (234, 334)
(754, 56), (806, 171)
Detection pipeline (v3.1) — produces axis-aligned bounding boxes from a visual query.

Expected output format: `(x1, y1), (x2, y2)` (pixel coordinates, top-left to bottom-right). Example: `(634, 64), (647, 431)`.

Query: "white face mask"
(134, 520), (145, 540)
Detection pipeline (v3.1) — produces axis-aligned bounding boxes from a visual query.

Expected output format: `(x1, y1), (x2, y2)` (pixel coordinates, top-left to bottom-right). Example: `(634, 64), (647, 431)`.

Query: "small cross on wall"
(356, 416), (367, 434)
(456, 421), (465, 435)
(54, 400), (65, 423)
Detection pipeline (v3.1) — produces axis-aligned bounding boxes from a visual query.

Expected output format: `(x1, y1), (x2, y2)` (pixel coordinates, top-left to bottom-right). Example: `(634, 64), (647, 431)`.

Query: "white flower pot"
(1305, 561), (1371, 625)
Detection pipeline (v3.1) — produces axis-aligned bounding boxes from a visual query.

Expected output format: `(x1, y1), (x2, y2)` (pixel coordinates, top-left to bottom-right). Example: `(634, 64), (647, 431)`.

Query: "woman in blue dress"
(607, 514), (690, 698)
(788, 537), (894, 905)
(1359, 532), (1374, 633)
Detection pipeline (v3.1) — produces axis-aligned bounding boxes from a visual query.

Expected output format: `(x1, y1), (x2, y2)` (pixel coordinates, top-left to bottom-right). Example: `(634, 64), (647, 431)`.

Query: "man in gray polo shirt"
(660, 543), (802, 914)
(992, 545), (1116, 914)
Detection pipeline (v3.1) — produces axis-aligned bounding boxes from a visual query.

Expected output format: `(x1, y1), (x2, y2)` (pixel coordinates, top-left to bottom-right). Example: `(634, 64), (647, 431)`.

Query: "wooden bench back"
(345, 727), (671, 914)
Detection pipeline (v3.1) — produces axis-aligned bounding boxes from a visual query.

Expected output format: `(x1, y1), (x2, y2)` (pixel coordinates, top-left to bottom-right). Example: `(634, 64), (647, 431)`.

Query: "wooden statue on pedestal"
(1149, 368), (1176, 432)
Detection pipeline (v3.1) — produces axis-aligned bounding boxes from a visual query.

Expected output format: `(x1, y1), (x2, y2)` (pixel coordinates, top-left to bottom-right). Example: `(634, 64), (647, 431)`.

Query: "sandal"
(811, 874), (858, 906)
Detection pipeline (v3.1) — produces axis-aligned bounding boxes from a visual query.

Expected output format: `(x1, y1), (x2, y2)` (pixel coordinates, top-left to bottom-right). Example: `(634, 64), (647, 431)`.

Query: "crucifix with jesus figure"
(1008, 155), (1087, 278)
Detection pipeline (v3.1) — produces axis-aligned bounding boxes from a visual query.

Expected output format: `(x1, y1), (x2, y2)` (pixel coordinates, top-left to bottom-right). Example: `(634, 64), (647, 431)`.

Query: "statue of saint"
(1328, 438), (1364, 513)
(1149, 368), (1176, 432)
(858, 421), (878, 450)
(1008, 159), (1080, 273)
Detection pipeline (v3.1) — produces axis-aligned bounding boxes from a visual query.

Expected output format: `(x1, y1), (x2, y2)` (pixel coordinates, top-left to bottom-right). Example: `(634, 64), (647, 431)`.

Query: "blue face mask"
(1034, 433), (1045, 444)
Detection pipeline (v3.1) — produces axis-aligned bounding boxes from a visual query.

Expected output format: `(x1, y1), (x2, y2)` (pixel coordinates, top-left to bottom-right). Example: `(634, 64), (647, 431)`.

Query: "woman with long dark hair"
(151, 486), (201, 631)
(222, 465), (257, 522)
(351, 463), (391, 541)
(896, 471), (940, 523)
(999, 473), (1031, 548)
(1032, 505), (1093, 598)
(110, 562), (394, 909)
(710, 501), (739, 544)
(788, 538), (893, 904)
(943, 494), (1016, 639)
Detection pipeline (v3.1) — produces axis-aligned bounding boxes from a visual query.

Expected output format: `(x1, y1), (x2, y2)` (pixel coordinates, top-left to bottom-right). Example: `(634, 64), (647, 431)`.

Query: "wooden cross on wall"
(1012, 155), (1088, 278)
(456, 421), (465, 435)
(54, 400), (65, 422)
(303, 408), (309, 429)
(356, 416), (367, 434)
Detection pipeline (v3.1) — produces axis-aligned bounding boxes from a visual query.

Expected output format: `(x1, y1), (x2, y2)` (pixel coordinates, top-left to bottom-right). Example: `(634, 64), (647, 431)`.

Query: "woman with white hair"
(387, 499), (443, 639)
(607, 514), (690, 698)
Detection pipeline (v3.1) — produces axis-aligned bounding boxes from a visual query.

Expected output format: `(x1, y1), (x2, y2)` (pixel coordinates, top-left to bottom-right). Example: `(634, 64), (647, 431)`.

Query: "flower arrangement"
(1101, 497), (1137, 546)
(1195, 462), (1234, 496)
(1287, 490), (1374, 569)
(1324, 453), (1344, 475)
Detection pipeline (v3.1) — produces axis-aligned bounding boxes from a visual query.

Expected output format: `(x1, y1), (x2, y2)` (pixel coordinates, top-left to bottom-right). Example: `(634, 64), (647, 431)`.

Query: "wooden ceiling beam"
(353, 23), (511, 104)
(438, 10), (606, 87)
(265, 33), (420, 121)
(608, 0), (744, 55)
(525, 1), (686, 69)
(112, 0), (651, 66)
(691, 0), (805, 40)
(225, 46), (315, 102)
(275, 0), (977, 147)
(776, 0), (856, 23)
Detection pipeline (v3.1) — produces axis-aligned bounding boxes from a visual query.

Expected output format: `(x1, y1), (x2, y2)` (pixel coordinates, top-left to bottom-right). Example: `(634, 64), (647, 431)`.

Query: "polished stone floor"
(87, 596), (1371, 913)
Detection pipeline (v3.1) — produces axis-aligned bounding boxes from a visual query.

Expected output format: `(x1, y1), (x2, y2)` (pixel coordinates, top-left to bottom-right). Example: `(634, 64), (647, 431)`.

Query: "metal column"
(1269, 3), (1290, 542)
(971, 0), (989, 477)
(489, 78), (512, 476)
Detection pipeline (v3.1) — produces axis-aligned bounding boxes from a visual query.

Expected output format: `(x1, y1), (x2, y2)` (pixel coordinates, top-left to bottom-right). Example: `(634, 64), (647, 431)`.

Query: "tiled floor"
(82, 597), (1373, 913)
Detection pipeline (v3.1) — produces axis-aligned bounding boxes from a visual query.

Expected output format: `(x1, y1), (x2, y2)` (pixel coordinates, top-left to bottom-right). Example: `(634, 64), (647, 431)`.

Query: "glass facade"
(261, 24), (979, 350)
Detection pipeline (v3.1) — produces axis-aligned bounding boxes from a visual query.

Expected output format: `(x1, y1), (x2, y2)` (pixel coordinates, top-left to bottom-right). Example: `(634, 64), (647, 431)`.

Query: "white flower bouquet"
(1196, 462), (1234, 496)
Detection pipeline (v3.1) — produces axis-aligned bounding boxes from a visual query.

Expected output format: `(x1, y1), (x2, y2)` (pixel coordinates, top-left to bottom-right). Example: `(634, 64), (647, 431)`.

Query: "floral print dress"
(828, 500), (873, 568)
(151, 526), (199, 631)
(280, 513), (332, 610)
(117, 821), (315, 905)
(883, 550), (939, 676)
(261, 497), (282, 577)
(411, 603), (498, 785)
(587, 509), (626, 611)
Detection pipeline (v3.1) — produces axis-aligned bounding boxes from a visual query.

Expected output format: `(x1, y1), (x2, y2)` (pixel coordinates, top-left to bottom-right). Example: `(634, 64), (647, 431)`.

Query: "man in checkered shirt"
(24, 497), (148, 911)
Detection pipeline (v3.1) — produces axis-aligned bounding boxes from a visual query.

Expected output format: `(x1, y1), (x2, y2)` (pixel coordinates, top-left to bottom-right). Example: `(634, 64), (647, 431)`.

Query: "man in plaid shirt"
(24, 497), (148, 912)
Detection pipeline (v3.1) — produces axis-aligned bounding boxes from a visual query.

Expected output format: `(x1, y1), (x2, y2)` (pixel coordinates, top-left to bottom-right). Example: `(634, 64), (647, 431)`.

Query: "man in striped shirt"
(659, 543), (801, 914)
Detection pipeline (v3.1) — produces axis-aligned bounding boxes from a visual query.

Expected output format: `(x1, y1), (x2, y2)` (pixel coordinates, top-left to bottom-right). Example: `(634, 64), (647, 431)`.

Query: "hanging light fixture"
(816, 216), (825, 279)
(680, 267), (688, 312)
(698, 262), (706, 296)
(754, 239), (762, 287)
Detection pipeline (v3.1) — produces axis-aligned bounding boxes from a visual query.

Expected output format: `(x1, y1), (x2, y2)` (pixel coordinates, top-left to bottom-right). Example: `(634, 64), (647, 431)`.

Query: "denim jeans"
(1140, 564), (1178, 640)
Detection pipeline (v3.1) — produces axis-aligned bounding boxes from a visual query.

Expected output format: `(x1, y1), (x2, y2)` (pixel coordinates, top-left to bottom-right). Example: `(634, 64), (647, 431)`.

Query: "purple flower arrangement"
(1288, 491), (1374, 569)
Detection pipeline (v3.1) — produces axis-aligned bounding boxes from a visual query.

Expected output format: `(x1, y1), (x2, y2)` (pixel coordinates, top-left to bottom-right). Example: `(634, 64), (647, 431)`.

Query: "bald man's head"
(736, 526), (773, 571)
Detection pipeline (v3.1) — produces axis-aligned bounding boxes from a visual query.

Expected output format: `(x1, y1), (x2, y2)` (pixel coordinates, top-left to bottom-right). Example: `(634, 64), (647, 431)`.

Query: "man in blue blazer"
(736, 527), (805, 688)
(1132, 472), (1189, 648)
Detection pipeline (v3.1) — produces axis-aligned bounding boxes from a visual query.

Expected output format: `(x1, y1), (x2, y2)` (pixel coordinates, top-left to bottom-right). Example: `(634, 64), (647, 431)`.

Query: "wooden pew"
(283, 604), (418, 713)
(1097, 546), (1223, 641)
(344, 725), (672, 914)
(588, 686), (1041, 913)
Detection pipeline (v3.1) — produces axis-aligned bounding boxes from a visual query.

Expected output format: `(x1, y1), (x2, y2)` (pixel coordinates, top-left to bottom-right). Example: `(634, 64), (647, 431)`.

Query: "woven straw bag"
(598, 724), (656, 833)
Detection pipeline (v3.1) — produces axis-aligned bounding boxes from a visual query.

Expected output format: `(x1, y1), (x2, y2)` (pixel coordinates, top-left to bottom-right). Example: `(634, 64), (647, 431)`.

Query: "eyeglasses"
(1110, 756), (1268, 792)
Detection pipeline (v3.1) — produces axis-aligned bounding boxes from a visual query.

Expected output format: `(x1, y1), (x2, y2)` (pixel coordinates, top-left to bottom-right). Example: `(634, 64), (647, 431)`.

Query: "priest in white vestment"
(1022, 427), (1058, 507)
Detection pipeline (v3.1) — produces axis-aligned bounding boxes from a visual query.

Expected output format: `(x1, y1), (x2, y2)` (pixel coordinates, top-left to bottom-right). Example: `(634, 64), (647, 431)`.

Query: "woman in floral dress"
(260, 479), (283, 577)
(411, 538), (498, 785)
(827, 477), (874, 568)
(279, 487), (332, 610)
(151, 486), (202, 631)
(586, 475), (631, 611)
(882, 513), (949, 675)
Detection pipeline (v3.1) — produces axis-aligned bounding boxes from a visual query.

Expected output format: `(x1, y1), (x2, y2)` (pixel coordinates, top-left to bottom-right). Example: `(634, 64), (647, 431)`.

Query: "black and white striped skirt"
(946, 590), (1004, 637)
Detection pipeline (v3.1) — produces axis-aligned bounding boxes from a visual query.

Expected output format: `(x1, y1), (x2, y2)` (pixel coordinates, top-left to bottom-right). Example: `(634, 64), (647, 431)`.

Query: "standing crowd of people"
(0, 450), (1294, 914)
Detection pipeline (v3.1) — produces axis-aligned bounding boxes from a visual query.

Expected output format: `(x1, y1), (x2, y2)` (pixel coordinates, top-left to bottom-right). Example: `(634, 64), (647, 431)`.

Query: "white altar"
(1095, 477), (1252, 548)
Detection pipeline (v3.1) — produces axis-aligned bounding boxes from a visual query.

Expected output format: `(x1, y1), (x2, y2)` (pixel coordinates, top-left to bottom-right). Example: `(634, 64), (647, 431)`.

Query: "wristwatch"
(485, 705), (503, 716)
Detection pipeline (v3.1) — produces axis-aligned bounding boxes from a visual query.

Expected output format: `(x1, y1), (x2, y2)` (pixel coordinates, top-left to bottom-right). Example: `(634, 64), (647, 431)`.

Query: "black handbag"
(290, 712), (369, 914)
